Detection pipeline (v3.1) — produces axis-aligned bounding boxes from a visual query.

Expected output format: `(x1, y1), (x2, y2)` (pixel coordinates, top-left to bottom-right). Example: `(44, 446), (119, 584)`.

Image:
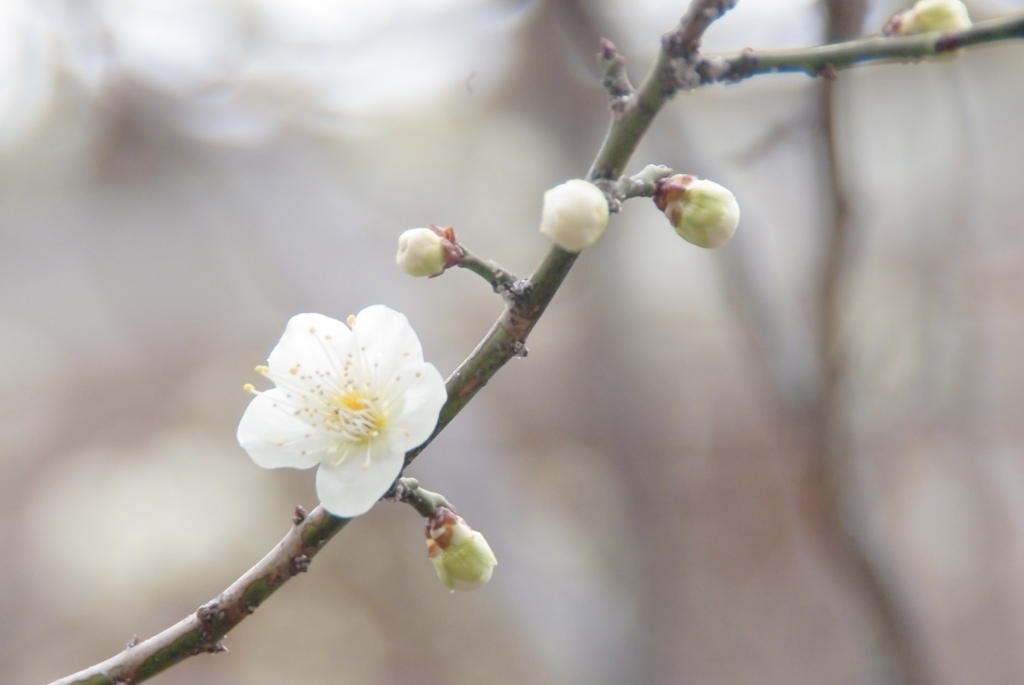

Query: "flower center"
(327, 389), (387, 445)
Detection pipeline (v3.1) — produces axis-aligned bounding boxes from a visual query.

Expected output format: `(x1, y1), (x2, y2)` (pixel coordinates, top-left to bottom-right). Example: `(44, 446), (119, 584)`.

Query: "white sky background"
(0, 0), (525, 145)
(3, 2), (1024, 685)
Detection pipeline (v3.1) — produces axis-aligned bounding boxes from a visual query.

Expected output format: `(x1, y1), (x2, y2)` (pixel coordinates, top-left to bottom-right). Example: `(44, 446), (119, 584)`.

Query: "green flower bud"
(396, 225), (461, 278)
(539, 179), (610, 253)
(654, 174), (740, 249)
(884, 0), (971, 36)
(426, 507), (497, 592)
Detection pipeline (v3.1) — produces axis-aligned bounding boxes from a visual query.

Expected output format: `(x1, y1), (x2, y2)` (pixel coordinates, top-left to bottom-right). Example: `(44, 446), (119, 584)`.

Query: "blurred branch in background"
(805, 4), (931, 685)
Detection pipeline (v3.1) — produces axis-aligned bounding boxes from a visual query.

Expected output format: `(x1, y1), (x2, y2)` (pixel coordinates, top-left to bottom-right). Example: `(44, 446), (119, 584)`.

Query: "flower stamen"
(326, 390), (388, 447)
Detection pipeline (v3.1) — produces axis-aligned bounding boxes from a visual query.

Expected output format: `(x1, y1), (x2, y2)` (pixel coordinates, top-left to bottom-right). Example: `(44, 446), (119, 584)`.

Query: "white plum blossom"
(237, 306), (447, 518)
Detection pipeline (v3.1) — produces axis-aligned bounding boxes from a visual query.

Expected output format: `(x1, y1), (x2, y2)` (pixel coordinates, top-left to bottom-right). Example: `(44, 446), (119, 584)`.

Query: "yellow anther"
(255, 365), (269, 375)
(346, 314), (356, 326)
(339, 393), (368, 412)
(243, 383), (255, 394)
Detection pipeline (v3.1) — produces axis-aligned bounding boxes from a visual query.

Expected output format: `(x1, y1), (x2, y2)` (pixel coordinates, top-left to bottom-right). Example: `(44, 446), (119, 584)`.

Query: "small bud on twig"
(654, 174), (740, 249)
(396, 225), (462, 277)
(426, 507), (497, 592)
(539, 179), (611, 253)
(884, 0), (972, 36)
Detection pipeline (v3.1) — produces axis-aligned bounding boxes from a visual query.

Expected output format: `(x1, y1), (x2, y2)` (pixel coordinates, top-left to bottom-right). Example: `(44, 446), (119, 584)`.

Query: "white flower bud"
(539, 179), (610, 253)
(396, 228), (446, 277)
(884, 0), (971, 36)
(396, 225), (460, 278)
(654, 174), (740, 249)
(426, 507), (497, 592)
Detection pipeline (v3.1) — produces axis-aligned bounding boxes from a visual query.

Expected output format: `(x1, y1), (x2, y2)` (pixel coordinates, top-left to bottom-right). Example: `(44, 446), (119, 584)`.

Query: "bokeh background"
(4, 0), (1024, 683)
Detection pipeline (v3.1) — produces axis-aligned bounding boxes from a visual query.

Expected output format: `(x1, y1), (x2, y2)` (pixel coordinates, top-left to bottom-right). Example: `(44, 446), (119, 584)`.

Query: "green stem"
(391, 477), (454, 517)
(617, 164), (675, 200)
(457, 247), (517, 292)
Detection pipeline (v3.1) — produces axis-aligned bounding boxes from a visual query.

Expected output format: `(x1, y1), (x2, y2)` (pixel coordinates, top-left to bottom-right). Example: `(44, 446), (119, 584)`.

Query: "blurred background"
(3, 0), (1024, 683)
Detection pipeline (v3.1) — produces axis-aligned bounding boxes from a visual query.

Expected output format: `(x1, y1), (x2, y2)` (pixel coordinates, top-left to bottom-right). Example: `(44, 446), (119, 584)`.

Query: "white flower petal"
(236, 390), (329, 469)
(266, 312), (355, 387)
(376, 358), (439, 413)
(315, 442), (404, 517)
(351, 305), (425, 388)
(388, 365), (447, 451)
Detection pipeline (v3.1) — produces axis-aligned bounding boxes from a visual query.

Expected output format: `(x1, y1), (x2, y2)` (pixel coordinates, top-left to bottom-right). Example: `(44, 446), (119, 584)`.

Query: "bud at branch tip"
(654, 174), (740, 249)
(396, 225), (462, 278)
(884, 0), (972, 36)
(426, 507), (497, 592)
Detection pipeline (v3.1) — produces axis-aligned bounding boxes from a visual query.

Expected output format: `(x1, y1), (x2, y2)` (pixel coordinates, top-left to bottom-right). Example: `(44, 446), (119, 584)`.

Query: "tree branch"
(699, 11), (1024, 83)
(47, 3), (1024, 683)
(48, 506), (348, 685)
(588, 0), (740, 180)
(408, 0), (741, 463)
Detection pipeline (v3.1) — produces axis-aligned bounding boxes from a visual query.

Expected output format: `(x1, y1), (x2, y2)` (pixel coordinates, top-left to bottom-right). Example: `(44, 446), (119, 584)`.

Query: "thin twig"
(387, 477), (454, 518)
(457, 247), (518, 293)
(699, 11), (1024, 83)
(598, 37), (636, 117)
(588, 0), (739, 180)
(664, 0), (739, 59)
(615, 164), (674, 200)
